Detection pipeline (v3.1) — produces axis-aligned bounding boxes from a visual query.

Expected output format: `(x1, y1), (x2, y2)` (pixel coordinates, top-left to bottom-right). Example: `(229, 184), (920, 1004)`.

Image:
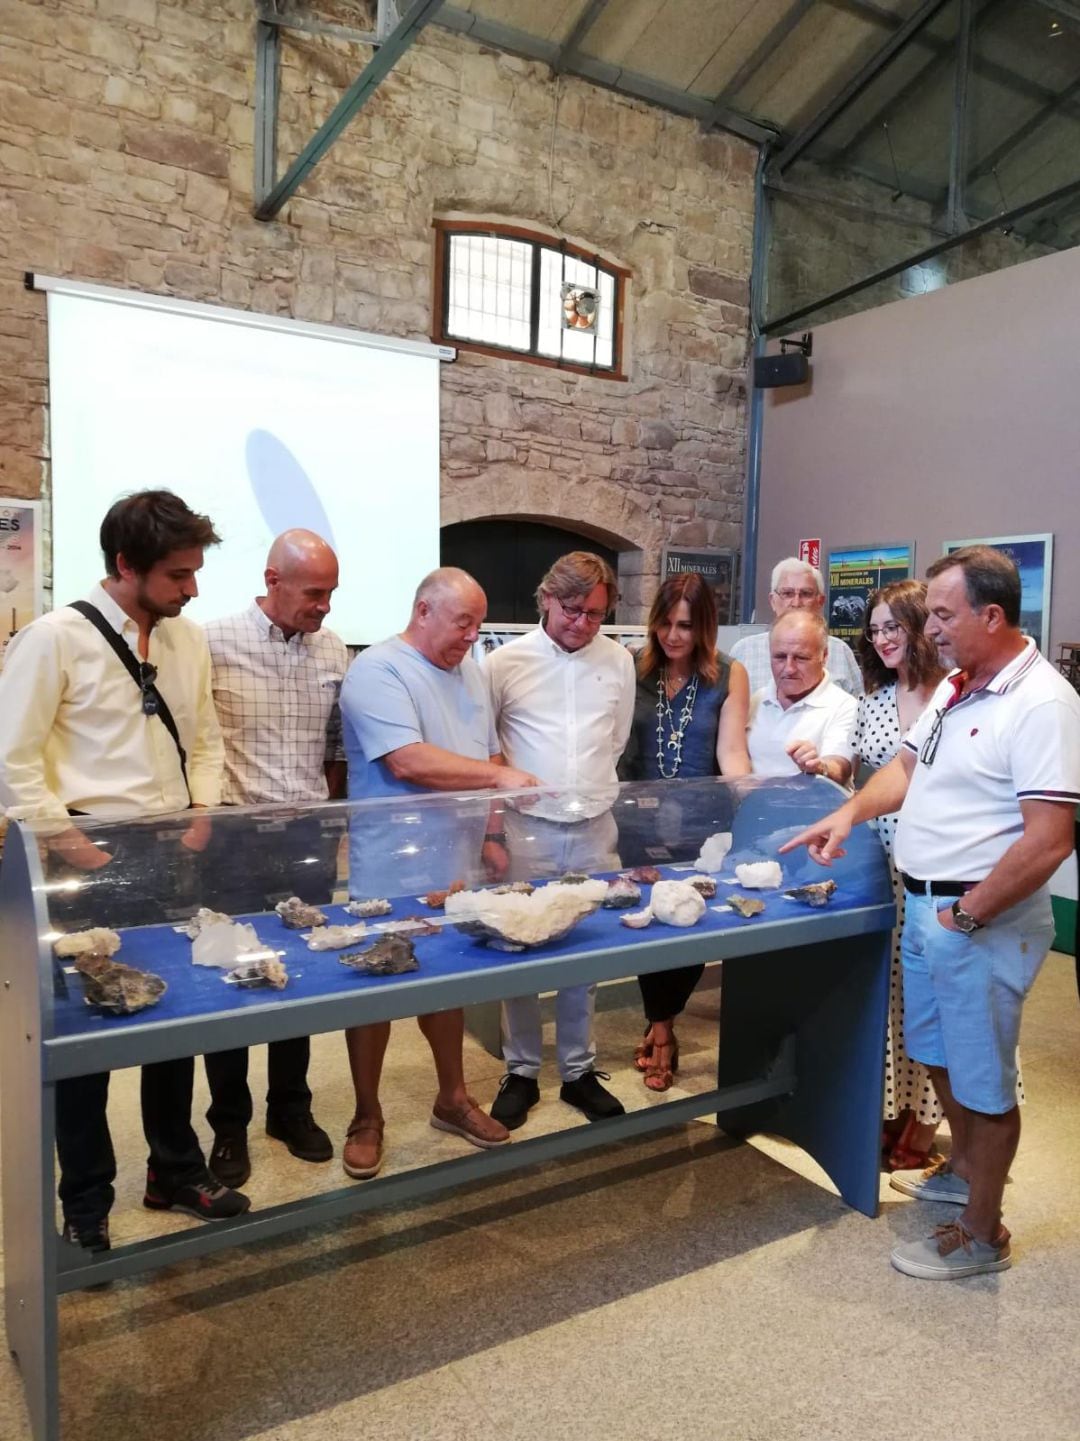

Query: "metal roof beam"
(769, 0), (951, 174)
(969, 74), (1080, 182)
(553, 0), (610, 74)
(436, 5), (778, 145)
(701, 0), (818, 130)
(255, 5), (377, 45)
(946, 0), (974, 233)
(254, 0), (447, 221)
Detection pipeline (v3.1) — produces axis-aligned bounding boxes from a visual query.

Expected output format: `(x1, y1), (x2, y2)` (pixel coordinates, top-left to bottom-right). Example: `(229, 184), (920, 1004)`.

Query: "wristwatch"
(483, 831), (508, 845)
(950, 901), (983, 934)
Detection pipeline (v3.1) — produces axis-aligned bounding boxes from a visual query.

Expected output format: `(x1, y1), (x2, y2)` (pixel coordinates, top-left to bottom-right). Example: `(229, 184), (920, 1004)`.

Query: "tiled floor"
(2, 956), (1079, 1440)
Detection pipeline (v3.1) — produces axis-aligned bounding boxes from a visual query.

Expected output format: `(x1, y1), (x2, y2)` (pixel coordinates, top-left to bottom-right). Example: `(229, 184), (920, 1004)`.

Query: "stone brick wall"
(0, 0), (758, 619)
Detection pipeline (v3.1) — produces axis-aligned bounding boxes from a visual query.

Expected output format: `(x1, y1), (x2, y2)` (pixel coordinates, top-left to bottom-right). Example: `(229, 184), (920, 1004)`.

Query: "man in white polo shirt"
(747, 610), (857, 786)
(783, 546), (1080, 1280)
(731, 555), (863, 698)
(484, 551), (635, 1129)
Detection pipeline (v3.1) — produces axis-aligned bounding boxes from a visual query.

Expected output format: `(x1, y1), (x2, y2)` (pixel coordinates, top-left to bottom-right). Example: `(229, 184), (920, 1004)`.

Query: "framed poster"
(944, 533), (1053, 653)
(0, 498), (43, 665)
(660, 546), (739, 624)
(826, 543), (915, 644)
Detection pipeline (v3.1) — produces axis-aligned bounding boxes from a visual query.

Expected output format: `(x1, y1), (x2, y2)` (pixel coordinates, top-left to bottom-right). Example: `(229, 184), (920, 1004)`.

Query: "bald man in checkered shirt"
(200, 530), (349, 1189)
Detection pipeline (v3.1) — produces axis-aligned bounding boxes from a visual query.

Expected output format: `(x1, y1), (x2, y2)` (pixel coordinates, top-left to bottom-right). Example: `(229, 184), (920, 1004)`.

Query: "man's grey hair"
(769, 556), (825, 597)
(413, 566), (481, 610)
(770, 608), (828, 654)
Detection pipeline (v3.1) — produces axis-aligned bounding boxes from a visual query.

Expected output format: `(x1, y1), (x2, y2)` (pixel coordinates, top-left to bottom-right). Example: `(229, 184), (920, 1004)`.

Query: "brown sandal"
(633, 1025), (654, 1073)
(643, 1033), (679, 1092)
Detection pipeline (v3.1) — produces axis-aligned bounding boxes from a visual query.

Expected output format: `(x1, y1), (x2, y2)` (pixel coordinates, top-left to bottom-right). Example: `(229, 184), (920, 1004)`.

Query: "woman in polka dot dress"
(855, 581), (947, 1170)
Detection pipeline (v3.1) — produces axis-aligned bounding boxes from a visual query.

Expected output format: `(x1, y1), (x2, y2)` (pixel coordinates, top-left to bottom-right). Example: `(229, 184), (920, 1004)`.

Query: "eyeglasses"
(556, 598), (608, 625)
(867, 621), (903, 641)
(138, 661), (160, 717)
(919, 706), (946, 766)
(775, 588), (819, 602)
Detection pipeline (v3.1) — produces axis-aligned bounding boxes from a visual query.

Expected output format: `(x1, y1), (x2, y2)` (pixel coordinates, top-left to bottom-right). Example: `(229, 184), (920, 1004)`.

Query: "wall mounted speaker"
(753, 353), (809, 388)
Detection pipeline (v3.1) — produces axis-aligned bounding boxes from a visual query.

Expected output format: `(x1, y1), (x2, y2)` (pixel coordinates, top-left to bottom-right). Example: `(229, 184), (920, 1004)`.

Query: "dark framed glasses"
(138, 661), (160, 717)
(919, 706), (946, 766)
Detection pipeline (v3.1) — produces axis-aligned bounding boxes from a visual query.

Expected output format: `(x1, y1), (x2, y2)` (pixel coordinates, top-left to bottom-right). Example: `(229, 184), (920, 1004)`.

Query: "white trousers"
(500, 808), (618, 1082)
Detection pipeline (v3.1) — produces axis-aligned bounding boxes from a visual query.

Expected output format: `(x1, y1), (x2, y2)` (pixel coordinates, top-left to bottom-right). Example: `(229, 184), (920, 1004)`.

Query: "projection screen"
(39, 276), (451, 645)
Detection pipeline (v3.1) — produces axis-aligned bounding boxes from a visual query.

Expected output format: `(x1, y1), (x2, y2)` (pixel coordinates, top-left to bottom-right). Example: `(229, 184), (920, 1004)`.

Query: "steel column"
(947, 0), (975, 234)
(254, 0), (448, 221)
(254, 18), (280, 212)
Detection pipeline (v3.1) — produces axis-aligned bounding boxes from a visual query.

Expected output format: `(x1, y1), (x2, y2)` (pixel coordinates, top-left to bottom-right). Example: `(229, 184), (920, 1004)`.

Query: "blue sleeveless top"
(619, 657), (733, 781)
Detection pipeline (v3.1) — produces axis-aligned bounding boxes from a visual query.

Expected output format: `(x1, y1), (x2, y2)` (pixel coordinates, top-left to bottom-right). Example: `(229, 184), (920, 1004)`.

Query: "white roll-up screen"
(42, 277), (448, 644)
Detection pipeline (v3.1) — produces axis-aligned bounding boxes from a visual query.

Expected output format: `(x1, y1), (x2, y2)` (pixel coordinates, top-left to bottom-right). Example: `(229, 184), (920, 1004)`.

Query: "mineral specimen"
(626, 866), (662, 885)
(603, 876), (642, 908)
(226, 955), (289, 989)
(344, 898), (393, 918)
(490, 881), (535, 895)
(74, 954), (166, 1014)
(445, 879), (607, 950)
(785, 880), (837, 907)
(688, 876), (717, 899)
(176, 908), (232, 938)
(275, 896), (327, 929)
(54, 928), (121, 960)
(559, 871), (591, 885)
(728, 895), (766, 918)
(694, 832), (733, 873)
(304, 922), (369, 951)
(620, 906), (654, 929)
(734, 861), (783, 890)
(649, 880), (706, 928)
(422, 880), (465, 908)
(380, 915), (439, 937)
(339, 935), (419, 976)
(192, 921), (267, 969)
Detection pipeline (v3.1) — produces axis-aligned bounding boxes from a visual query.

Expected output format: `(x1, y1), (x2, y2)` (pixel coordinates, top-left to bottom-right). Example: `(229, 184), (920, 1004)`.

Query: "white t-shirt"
(747, 672), (858, 778)
(895, 639), (1080, 881)
(484, 623), (635, 820)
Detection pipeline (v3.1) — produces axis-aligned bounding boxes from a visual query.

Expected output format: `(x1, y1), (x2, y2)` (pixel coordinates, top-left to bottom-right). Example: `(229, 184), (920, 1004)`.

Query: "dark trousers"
(198, 810), (341, 1137)
(638, 965), (706, 1025)
(51, 823), (209, 1227)
(205, 1037), (312, 1136)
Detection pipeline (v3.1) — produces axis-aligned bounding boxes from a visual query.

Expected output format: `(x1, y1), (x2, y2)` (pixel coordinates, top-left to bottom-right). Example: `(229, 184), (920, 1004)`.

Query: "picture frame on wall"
(825, 543), (915, 645)
(944, 533), (1053, 653)
(0, 497), (43, 667)
(660, 546), (739, 625)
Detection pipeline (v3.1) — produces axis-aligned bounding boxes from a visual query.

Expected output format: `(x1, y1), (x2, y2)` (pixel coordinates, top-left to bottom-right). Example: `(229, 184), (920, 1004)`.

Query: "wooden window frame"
(432, 219), (629, 381)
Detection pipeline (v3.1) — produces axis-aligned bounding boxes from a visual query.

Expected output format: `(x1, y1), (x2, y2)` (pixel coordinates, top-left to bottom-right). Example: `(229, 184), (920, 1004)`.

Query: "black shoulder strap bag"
(69, 600), (190, 797)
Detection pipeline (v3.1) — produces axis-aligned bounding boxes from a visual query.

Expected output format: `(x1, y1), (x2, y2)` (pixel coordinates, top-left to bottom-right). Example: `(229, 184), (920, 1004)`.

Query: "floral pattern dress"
(856, 684), (1023, 1123)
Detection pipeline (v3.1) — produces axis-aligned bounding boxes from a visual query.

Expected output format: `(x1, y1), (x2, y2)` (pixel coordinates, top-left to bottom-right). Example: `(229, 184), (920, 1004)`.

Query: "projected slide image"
(48, 291), (442, 645)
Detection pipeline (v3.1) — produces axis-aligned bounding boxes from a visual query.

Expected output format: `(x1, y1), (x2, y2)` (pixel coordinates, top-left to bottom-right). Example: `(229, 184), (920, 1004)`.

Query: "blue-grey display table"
(0, 778), (894, 1440)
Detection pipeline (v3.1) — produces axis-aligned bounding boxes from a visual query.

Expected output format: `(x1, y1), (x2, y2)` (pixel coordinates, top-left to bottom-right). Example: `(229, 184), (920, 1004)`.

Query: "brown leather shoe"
(430, 1095), (511, 1149)
(342, 1116), (385, 1179)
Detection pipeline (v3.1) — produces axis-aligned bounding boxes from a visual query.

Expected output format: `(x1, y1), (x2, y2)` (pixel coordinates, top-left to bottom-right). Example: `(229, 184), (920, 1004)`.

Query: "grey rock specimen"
(729, 895), (766, 918)
(559, 871), (591, 885)
(339, 935), (419, 975)
(490, 881), (535, 895)
(276, 896), (327, 929)
(74, 954), (167, 1014)
(603, 876), (642, 908)
(785, 880), (837, 907)
(344, 898), (393, 918)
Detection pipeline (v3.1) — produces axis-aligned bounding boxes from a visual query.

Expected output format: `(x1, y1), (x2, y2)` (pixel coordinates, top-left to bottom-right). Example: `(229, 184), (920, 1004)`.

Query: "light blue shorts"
(900, 888), (1054, 1115)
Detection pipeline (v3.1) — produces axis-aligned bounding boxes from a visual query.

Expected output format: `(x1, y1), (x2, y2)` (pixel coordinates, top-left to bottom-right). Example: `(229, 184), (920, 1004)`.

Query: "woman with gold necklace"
(618, 572), (751, 1090)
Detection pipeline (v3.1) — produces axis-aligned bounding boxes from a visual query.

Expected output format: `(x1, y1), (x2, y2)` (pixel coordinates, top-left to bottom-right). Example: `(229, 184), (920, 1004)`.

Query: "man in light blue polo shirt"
(338, 567), (540, 1181)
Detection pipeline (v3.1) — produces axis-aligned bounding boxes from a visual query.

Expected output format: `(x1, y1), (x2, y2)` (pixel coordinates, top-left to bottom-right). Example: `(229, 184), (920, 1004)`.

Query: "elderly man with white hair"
(731, 556), (863, 698)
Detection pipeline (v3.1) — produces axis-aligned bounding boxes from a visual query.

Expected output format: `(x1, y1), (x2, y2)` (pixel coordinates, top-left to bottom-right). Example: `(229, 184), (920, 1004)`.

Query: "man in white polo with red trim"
(782, 545), (1080, 1280)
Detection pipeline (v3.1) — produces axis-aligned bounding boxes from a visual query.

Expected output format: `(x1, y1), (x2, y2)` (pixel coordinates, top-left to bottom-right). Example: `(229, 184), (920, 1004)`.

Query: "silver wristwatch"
(951, 901), (983, 934)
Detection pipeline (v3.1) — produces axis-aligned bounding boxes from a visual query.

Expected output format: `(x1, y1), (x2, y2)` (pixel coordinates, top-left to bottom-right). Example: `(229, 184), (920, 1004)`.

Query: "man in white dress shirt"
(732, 556), (863, 698)
(200, 530), (348, 1189)
(747, 610), (857, 786)
(484, 552), (636, 1129)
(0, 490), (249, 1256)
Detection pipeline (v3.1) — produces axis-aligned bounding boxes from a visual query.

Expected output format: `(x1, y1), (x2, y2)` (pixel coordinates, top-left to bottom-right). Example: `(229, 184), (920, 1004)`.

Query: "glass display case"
(0, 775), (894, 1441)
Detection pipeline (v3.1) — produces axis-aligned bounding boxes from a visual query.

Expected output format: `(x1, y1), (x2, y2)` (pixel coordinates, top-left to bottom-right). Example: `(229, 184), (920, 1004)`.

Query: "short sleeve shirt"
(895, 640), (1080, 880)
(747, 672), (858, 779)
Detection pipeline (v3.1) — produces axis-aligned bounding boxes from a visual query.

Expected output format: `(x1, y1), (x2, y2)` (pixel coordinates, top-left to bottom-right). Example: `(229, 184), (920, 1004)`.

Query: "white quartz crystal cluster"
(734, 861), (783, 889)
(304, 922), (370, 951)
(694, 832), (733, 872)
(192, 919), (272, 968)
(649, 880), (706, 927)
(445, 879), (607, 950)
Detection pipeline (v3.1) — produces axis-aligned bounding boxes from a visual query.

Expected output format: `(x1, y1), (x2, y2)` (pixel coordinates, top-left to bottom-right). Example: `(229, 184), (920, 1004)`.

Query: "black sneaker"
(61, 1217), (111, 1254)
(490, 1073), (540, 1131)
(266, 1110), (333, 1163)
(143, 1173), (251, 1221)
(209, 1131), (251, 1188)
(559, 1069), (626, 1122)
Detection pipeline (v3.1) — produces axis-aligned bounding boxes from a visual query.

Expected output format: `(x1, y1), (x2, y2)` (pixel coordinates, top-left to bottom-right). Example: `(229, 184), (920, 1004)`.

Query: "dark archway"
(441, 519), (620, 624)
